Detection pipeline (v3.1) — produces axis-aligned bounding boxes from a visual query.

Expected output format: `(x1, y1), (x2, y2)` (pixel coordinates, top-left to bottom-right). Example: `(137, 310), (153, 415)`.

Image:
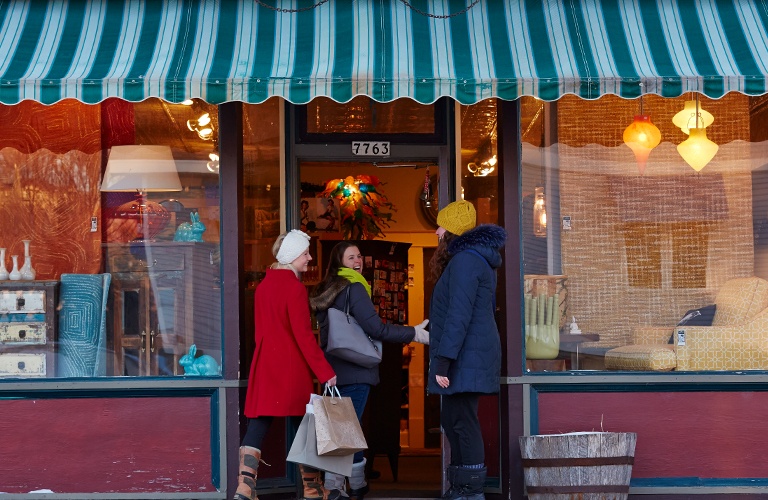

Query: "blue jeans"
(336, 383), (371, 463)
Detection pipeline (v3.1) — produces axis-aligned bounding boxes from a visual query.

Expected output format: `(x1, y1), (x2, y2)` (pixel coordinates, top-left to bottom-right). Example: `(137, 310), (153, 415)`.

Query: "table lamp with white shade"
(101, 145), (182, 241)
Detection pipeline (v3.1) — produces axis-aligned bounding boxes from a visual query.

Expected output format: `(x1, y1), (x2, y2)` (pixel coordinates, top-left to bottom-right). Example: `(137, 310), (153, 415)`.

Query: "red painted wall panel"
(0, 397), (215, 494)
(536, 391), (768, 479)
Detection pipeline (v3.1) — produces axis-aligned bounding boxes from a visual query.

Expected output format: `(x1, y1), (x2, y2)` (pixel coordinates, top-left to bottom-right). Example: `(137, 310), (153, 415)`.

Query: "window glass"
(460, 98), (499, 223)
(103, 97), (221, 377)
(242, 99), (282, 376)
(522, 93), (757, 373)
(0, 97), (222, 378)
(459, 98), (501, 480)
(243, 98), (282, 288)
(304, 95), (436, 135)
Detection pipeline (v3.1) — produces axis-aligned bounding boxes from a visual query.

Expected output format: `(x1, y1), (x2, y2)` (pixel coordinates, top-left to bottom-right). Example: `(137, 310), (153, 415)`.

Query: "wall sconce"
(623, 95), (660, 175)
(676, 95), (718, 171)
(467, 155), (497, 177)
(533, 186), (547, 238)
(672, 97), (714, 135)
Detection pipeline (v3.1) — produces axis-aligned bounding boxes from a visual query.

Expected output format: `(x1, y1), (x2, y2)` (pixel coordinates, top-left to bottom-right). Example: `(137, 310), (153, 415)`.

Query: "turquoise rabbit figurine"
(174, 212), (206, 242)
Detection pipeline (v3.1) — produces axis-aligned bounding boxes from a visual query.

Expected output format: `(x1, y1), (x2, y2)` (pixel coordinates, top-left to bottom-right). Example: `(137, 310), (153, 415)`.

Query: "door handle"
(140, 330), (146, 352)
(150, 330), (156, 352)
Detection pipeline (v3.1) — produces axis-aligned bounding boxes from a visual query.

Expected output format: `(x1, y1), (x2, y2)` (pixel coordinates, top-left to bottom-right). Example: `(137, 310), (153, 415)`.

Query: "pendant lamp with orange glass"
(676, 94), (718, 172)
(623, 96), (661, 175)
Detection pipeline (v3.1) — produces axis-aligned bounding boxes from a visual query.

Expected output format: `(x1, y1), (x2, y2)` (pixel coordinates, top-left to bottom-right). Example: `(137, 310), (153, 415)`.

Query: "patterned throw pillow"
(668, 304), (717, 344)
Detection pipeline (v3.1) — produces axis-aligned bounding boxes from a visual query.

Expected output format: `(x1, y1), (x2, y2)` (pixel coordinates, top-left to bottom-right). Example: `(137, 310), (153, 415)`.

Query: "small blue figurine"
(179, 344), (221, 376)
(174, 211), (206, 242)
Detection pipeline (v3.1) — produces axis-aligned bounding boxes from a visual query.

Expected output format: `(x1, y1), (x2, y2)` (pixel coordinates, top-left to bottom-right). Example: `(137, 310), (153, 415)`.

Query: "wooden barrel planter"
(519, 432), (637, 500)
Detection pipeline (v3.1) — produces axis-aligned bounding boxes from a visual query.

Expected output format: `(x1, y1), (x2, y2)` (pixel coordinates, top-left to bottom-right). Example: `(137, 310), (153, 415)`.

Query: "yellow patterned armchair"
(605, 277), (768, 371)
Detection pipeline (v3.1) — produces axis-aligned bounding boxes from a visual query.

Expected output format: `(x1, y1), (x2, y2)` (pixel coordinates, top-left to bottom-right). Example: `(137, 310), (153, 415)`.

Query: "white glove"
(413, 319), (430, 344)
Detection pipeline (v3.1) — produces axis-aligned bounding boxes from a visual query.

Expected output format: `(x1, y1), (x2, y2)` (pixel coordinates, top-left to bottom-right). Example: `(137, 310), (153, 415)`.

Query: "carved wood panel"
(0, 100), (103, 278)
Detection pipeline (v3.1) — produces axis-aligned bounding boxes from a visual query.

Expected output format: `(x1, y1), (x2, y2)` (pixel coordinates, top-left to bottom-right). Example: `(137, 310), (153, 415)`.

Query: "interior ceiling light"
(677, 95), (718, 172)
(533, 186), (547, 238)
(187, 112), (214, 141)
(672, 97), (714, 135)
(467, 155), (497, 177)
(207, 152), (219, 173)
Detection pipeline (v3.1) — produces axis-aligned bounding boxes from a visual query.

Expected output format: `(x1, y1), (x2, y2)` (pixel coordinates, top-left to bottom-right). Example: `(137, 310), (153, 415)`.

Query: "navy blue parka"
(427, 224), (506, 395)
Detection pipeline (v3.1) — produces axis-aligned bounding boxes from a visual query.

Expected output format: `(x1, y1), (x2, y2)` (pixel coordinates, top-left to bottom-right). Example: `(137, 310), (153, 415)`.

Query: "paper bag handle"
(323, 385), (341, 398)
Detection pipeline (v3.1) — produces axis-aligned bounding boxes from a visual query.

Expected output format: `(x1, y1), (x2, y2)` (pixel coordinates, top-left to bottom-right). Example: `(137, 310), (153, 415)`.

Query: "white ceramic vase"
(0, 248), (7, 280)
(20, 240), (34, 280)
(8, 255), (21, 281)
(20, 256), (35, 280)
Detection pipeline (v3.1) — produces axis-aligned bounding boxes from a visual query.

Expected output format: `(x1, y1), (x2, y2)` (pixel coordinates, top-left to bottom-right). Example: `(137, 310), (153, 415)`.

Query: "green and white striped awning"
(2, 0), (768, 105)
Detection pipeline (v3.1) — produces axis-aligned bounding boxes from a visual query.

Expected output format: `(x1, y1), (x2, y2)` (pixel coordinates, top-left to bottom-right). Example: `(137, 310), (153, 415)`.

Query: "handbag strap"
(344, 286), (352, 316)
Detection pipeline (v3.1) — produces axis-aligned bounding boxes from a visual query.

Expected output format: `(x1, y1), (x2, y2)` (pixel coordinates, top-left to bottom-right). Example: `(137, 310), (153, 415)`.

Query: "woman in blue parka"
(428, 200), (506, 500)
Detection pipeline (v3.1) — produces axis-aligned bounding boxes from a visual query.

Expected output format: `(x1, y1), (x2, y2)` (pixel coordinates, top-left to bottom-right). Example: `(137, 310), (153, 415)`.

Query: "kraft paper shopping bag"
(287, 405), (353, 476)
(313, 386), (367, 456)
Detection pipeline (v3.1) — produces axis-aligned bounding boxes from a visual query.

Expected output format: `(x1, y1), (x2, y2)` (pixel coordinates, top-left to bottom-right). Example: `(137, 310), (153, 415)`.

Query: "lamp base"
(105, 195), (171, 242)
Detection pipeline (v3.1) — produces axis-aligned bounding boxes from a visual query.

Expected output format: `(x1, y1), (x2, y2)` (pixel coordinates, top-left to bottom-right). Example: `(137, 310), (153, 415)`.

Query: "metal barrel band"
(526, 485), (630, 494)
(521, 456), (634, 467)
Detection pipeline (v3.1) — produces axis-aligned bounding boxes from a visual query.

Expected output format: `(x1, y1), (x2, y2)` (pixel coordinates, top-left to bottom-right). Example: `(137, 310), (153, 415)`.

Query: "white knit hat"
(276, 229), (311, 265)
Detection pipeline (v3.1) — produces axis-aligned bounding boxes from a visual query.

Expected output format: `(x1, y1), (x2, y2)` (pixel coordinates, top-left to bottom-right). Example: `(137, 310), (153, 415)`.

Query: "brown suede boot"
(299, 465), (342, 500)
(233, 446), (263, 500)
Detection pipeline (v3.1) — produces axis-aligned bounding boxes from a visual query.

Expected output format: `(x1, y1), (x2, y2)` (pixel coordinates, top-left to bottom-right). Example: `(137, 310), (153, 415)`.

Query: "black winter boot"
(441, 465), (459, 499)
(447, 466), (486, 500)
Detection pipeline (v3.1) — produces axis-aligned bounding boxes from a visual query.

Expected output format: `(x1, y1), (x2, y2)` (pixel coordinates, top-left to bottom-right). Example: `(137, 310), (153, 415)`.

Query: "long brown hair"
(311, 241), (360, 296)
(429, 232), (456, 282)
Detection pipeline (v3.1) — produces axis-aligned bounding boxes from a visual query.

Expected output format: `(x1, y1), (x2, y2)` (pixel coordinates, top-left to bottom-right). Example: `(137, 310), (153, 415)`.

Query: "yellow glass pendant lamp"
(623, 115), (661, 175)
(672, 99), (714, 135)
(677, 127), (719, 172)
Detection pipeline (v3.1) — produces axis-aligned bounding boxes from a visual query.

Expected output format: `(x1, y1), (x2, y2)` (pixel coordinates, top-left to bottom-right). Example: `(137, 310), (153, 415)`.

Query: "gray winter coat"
(310, 278), (415, 386)
(428, 224), (506, 395)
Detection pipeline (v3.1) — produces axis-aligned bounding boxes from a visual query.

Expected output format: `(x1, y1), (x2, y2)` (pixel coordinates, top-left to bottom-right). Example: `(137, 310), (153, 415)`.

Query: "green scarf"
(338, 267), (372, 297)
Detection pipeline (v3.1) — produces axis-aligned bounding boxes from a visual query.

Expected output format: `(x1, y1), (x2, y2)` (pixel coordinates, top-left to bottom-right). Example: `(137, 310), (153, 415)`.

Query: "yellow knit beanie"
(437, 200), (476, 236)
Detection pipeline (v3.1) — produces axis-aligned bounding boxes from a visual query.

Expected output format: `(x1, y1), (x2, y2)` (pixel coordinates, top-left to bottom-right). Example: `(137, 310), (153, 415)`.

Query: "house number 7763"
(352, 141), (390, 156)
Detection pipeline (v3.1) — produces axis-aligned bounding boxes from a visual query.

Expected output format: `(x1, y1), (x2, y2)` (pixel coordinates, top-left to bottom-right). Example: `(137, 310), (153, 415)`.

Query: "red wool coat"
(245, 269), (335, 418)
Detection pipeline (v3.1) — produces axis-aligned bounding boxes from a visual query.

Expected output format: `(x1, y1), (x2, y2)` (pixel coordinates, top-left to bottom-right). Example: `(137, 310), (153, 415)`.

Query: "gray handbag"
(325, 287), (383, 368)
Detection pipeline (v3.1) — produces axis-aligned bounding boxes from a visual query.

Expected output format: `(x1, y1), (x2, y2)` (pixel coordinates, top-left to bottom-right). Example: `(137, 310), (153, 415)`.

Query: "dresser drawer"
(0, 323), (47, 344)
(109, 251), (186, 272)
(0, 290), (46, 314)
(0, 353), (46, 377)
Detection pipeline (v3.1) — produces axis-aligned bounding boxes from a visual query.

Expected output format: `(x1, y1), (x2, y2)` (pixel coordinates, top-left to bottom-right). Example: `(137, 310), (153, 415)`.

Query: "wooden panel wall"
(536, 390), (768, 479)
(0, 396), (214, 493)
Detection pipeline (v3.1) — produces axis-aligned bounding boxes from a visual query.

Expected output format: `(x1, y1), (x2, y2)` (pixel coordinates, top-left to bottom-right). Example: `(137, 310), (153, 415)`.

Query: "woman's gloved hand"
(413, 319), (430, 344)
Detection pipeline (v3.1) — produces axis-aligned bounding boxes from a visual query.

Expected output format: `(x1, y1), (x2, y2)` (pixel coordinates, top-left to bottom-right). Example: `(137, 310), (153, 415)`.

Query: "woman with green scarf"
(310, 241), (429, 500)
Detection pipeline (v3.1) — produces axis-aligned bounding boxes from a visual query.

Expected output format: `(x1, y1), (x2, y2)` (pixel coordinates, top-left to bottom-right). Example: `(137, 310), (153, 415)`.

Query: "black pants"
(441, 392), (484, 466)
(242, 415), (303, 451)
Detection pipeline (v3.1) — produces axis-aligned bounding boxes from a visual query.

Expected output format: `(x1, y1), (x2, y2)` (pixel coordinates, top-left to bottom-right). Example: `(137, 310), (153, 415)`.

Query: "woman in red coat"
(235, 230), (340, 500)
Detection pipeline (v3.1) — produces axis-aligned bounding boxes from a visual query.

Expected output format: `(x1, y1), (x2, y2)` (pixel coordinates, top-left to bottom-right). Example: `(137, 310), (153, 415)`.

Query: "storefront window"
(459, 98), (502, 485)
(0, 97), (222, 378)
(243, 99), (282, 288)
(242, 99), (282, 374)
(460, 98), (499, 224)
(304, 95), (437, 136)
(522, 93), (764, 373)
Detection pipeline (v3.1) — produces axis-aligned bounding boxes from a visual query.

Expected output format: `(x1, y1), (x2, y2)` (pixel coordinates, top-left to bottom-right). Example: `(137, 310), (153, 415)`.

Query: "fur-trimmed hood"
(447, 223), (507, 268)
(309, 277), (349, 312)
